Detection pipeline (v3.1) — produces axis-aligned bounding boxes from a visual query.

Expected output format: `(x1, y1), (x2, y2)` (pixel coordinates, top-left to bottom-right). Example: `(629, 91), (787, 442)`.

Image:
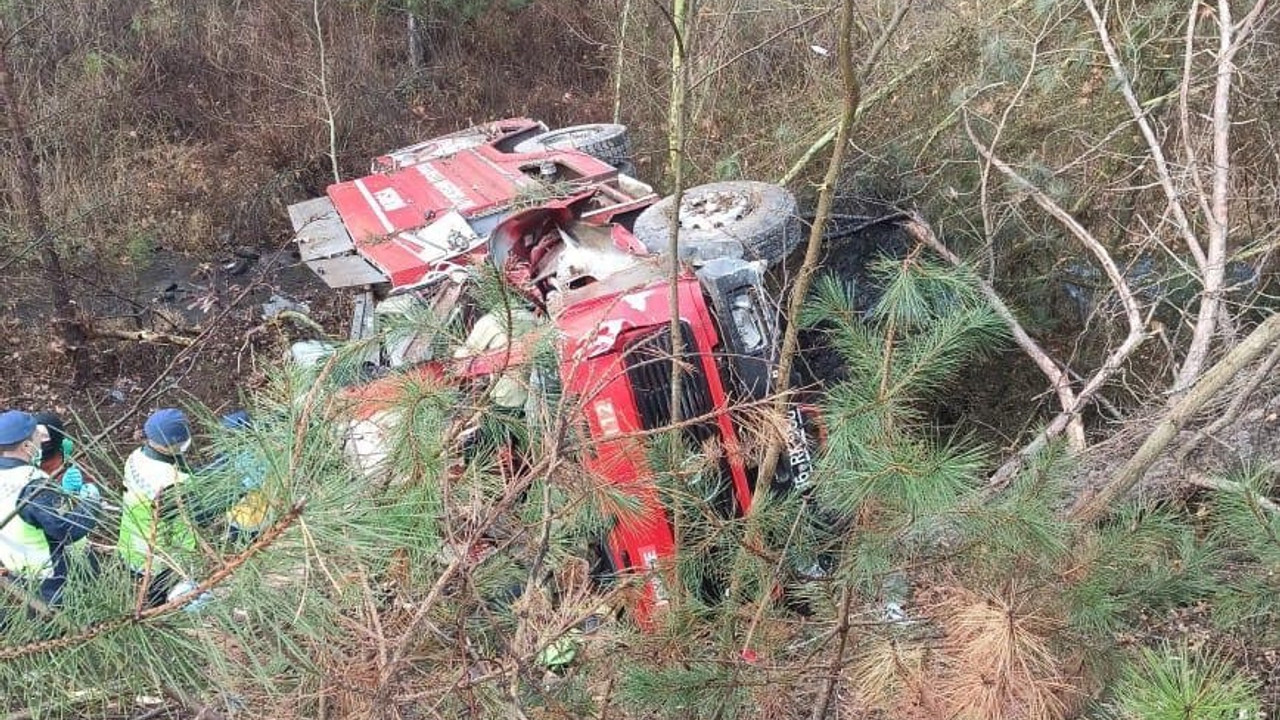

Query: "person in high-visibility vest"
(214, 410), (270, 545)
(117, 408), (235, 608)
(0, 409), (100, 606)
(32, 411), (101, 592)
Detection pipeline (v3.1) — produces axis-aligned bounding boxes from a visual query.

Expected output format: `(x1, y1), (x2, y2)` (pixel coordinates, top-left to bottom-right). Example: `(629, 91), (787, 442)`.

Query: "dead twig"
(1174, 339), (1280, 464)
(85, 327), (195, 347)
(1071, 312), (1280, 522)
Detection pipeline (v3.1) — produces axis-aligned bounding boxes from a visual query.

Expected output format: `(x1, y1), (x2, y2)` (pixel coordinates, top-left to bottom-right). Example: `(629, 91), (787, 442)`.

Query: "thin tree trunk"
(664, 0), (692, 428)
(1082, 0), (1206, 270)
(749, 0), (859, 506)
(313, 0), (340, 183)
(1070, 312), (1280, 523)
(0, 32), (90, 386)
(663, 0), (693, 609)
(1173, 0), (1235, 394)
(407, 11), (424, 70)
(664, 0), (690, 186)
(611, 0), (633, 124)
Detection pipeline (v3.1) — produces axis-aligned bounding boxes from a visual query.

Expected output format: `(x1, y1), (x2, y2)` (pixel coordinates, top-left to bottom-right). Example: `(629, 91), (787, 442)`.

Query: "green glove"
(60, 466), (84, 494)
(536, 631), (581, 668)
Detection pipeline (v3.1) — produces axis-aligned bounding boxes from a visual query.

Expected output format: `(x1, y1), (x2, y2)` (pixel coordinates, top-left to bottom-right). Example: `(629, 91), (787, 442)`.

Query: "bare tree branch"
(1082, 0), (1207, 271)
(1071, 311), (1280, 522)
(904, 216), (1086, 450)
(967, 119), (1151, 487)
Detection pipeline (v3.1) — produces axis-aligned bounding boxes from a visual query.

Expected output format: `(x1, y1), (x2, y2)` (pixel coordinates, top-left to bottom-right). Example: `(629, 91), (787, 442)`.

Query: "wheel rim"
(680, 188), (754, 231)
(541, 127), (602, 148)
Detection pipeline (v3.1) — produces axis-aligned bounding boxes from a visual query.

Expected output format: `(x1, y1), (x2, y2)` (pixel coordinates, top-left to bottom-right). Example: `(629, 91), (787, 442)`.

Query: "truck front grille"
(624, 323), (716, 443)
(624, 322), (743, 519)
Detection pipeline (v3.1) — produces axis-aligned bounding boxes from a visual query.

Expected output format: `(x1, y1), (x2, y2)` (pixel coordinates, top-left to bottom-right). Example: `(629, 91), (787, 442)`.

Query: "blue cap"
(144, 408), (191, 447)
(221, 410), (252, 430)
(0, 410), (37, 445)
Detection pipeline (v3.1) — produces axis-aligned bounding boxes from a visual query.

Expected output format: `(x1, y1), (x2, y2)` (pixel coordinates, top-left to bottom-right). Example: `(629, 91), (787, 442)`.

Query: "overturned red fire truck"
(288, 119), (818, 622)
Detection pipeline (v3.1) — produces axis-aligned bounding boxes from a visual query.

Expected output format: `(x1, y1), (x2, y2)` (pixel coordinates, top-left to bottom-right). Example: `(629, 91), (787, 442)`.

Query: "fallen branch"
(161, 685), (228, 720)
(1070, 312), (1280, 522)
(904, 215), (1086, 450)
(86, 327), (195, 347)
(1174, 338), (1280, 464)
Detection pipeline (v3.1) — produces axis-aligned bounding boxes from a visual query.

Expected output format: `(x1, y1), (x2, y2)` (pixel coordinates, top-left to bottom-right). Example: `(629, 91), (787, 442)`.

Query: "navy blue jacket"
(0, 457), (99, 604)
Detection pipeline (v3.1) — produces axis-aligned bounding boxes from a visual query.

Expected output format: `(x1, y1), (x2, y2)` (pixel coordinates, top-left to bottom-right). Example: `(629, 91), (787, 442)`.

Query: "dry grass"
(931, 586), (1076, 720)
(843, 634), (934, 718)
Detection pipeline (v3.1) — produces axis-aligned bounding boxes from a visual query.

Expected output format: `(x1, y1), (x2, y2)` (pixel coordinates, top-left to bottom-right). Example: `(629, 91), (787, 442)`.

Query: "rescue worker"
(32, 411), (101, 591)
(117, 408), (231, 608)
(215, 410), (269, 545)
(34, 412), (78, 480)
(0, 409), (99, 607)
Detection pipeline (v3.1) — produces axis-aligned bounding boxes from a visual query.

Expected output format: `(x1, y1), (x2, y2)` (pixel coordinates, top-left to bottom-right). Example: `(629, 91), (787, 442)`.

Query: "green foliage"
(619, 662), (749, 718)
(1107, 645), (1261, 720)
(953, 443), (1073, 580)
(1204, 463), (1280, 640)
(1063, 507), (1219, 639)
(979, 30), (1024, 85)
(0, 355), (490, 715)
(799, 256), (1006, 591)
(805, 259), (1004, 523)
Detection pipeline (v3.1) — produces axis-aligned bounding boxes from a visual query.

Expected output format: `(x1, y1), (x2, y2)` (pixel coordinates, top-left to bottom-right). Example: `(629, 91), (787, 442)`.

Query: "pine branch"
(0, 499), (306, 662)
(1187, 472), (1280, 517)
(904, 215), (1087, 451)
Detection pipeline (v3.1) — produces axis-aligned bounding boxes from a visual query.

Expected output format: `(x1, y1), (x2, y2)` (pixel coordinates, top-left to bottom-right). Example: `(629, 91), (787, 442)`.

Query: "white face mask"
(178, 438), (193, 454)
(29, 425), (48, 466)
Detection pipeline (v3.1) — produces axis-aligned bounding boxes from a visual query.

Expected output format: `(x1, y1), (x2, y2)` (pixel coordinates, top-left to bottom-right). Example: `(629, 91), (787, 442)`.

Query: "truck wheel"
(631, 181), (801, 266)
(513, 124), (632, 168)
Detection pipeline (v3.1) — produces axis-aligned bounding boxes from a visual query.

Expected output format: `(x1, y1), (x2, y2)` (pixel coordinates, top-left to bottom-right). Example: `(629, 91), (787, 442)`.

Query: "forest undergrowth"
(1, 0), (1278, 717)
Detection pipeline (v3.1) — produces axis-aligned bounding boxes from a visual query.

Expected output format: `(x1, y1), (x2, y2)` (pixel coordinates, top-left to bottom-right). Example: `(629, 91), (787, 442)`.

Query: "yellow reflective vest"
(117, 447), (197, 572)
(0, 464), (54, 578)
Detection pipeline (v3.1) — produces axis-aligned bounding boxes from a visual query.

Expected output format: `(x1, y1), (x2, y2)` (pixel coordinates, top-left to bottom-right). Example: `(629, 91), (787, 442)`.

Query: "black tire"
(513, 124), (632, 168)
(631, 181), (801, 266)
